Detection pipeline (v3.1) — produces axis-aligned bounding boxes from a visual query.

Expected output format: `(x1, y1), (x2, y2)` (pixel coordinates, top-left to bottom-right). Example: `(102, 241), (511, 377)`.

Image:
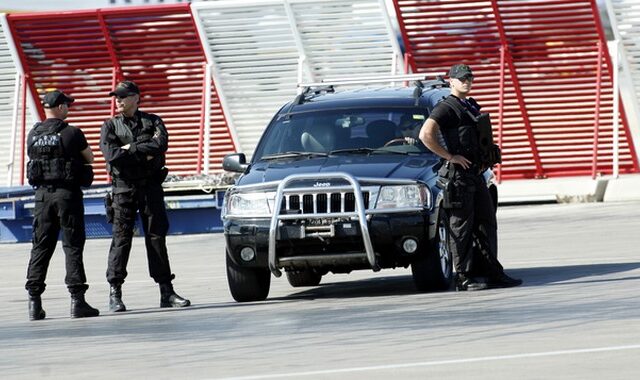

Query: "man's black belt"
(35, 183), (76, 192)
(111, 177), (150, 189)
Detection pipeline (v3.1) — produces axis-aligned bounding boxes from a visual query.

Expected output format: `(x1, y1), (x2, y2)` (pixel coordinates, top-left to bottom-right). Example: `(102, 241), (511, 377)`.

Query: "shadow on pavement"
(507, 262), (640, 286)
(279, 275), (418, 301)
(280, 262), (640, 300)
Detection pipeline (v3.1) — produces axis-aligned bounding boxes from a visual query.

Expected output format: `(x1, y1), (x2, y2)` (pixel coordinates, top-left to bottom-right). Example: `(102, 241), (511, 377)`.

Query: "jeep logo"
(313, 182), (331, 187)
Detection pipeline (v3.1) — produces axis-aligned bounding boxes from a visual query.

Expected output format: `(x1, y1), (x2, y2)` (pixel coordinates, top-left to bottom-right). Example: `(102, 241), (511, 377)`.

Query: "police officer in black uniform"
(25, 90), (100, 320)
(419, 64), (522, 291)
(100, 81), (190, 311)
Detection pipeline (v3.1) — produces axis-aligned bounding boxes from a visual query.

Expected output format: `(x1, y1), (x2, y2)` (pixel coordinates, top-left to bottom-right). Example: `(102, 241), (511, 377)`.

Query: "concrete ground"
(498, 173), (640, 204)
(1, 201), (640, 379)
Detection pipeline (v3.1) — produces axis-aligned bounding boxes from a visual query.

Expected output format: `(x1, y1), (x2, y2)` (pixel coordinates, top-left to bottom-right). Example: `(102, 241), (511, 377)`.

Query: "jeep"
(221, 75), (496, 302)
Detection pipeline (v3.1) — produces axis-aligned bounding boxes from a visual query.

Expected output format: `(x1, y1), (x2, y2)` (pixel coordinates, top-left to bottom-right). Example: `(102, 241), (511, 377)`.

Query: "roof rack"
(292, 73), (449, 107)
(293, 85), (335, 105)
(298, 73), (444, 88)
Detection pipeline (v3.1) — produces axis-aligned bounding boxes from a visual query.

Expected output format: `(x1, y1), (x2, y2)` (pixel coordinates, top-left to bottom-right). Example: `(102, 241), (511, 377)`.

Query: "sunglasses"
(457, 75), (474, 82)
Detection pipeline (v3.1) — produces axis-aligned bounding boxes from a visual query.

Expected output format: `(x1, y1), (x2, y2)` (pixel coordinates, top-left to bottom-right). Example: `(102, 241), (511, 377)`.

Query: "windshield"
(253, 108), (435, 161)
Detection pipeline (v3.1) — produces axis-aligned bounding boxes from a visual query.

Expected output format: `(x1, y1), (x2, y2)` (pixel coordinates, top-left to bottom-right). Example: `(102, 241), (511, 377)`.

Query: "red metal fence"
(4, 2), (638, 184)
(7, 4), (235, 184)
(394, 0), (639, 180)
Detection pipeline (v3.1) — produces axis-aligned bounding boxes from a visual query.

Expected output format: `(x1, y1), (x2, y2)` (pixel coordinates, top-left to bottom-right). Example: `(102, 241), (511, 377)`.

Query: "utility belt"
(112, 177), (150, 190)
(104, 178), (149, 224)
(105, 167), (168, 223)
(436, 161), (479, 209)
(110, 167), (168, 191)
(35, 182), (77, 192)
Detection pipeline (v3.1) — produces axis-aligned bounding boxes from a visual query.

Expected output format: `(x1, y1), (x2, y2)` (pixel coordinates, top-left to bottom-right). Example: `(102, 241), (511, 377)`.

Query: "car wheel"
(411, 208), (453, 291)
(226, 252), (271, 302)
(286, 269), (322, 287)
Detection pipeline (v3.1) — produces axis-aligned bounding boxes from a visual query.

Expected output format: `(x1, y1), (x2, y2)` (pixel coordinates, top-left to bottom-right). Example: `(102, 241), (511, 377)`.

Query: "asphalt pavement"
(1, 201), (640, 379)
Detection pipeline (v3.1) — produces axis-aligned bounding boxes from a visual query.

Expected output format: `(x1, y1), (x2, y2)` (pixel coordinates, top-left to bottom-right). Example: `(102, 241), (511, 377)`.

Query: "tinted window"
(254, 108), (433, 160)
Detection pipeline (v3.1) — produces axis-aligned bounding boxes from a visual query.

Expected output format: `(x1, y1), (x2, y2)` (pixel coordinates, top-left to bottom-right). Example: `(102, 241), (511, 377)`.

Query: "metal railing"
(268, 172), (381, 277)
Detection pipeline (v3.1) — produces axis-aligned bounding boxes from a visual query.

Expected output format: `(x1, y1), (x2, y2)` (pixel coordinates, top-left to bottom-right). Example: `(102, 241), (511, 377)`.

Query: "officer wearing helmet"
(25, 90), (99, 320)
(419, 64), (522, 291)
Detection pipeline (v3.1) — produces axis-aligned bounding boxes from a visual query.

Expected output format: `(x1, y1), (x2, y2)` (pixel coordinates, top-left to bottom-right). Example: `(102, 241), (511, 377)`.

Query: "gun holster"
(436, 162), (462, 209)
(104, 192), (114, 224)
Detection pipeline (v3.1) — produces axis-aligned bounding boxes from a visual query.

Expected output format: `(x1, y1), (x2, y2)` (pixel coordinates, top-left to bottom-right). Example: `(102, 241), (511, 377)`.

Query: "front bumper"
(225, 210), (433, 273)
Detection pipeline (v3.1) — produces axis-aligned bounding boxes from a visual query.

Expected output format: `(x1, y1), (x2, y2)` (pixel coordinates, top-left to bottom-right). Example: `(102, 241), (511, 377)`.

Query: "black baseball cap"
(448, 64), (474, 80)
(42, 90), (75, 108)
(109, 81), (140, 97)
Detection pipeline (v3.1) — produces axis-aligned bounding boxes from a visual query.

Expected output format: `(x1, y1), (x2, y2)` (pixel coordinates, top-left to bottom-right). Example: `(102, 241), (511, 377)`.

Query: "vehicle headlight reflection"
(374, 184), (430, 209)
(224, 192), (271, 217)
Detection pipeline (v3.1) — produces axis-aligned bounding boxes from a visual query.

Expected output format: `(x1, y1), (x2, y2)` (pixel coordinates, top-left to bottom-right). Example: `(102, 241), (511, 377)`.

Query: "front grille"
(280, 191), (370, 214)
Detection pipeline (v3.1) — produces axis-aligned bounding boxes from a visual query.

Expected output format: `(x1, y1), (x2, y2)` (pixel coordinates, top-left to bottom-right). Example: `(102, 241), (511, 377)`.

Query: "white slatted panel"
(0, 15), (34, 188)
(606, 0), (640, 152)
(192, 0), (401, 157)
(291, 0), (399, 78)
(194, 2), (300, 155)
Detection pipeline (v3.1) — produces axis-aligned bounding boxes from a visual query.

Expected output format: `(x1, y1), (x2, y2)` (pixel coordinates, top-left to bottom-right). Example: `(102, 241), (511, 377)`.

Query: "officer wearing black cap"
(100, 80), (190, 311)
(25, 90), (99, 320)
(419, 64), (522, 291)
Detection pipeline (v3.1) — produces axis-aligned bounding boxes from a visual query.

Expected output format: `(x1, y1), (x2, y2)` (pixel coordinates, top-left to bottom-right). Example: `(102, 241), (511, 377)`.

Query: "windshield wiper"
(329, 147), (411, 155)
(261, 151), (328, 160)
(328, 148), (378, 155)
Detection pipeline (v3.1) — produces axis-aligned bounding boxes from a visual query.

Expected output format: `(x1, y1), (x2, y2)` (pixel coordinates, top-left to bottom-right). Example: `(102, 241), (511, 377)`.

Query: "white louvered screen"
(0, 15), (35, 188)
(193, 2), (300, 155)
(192, 0), (401, 157)
(290, 0), (399, 79)
(605, 0), (640, 154)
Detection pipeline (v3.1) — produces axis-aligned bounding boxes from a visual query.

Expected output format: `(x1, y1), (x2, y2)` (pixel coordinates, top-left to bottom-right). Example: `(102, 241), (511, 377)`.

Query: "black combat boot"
(455, 273), (488, 291)
(109, 284), (126, 312)
(70, 293), (100, 318)
(159, 283), (191, 308)
(28, 295), (46, 321)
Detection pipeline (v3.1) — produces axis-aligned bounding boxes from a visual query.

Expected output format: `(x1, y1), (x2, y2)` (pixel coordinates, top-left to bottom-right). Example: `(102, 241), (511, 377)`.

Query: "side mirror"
(222, 153), (248, 173)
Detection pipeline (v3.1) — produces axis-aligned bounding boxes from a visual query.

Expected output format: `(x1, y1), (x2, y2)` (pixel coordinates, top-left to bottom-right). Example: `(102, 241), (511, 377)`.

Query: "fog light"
(240, 247), (256, 261)
(402, 238), (418, 254)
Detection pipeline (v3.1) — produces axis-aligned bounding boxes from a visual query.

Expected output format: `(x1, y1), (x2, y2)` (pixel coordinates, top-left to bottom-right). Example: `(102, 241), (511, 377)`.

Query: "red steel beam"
(491, 0), (545, 179)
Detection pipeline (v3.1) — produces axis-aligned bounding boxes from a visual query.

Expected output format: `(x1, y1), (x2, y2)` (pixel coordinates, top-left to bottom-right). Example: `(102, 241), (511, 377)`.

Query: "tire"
(411, 208), (453, 292)
(226, 252), (271, 302)
(286, 269), (322, 287)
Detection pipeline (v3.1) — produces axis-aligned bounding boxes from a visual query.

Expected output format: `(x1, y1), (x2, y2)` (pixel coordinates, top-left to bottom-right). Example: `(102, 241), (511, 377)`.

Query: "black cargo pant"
(443, 171), (504, 277)
(106, 182), (173, 285)
(26, 187), (89, 296)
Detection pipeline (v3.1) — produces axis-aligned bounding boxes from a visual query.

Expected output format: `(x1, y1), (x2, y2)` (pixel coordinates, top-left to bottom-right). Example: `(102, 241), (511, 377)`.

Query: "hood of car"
(237, 154), (440, 187)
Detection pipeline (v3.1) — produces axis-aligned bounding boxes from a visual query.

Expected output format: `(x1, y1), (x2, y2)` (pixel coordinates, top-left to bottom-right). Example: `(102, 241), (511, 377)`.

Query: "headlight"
(223, 192), (271, 217)
(375, 184), (430, 209)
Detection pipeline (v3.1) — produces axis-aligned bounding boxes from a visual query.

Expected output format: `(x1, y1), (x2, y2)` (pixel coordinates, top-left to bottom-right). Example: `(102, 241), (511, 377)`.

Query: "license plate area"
(278, 219), (361, 240)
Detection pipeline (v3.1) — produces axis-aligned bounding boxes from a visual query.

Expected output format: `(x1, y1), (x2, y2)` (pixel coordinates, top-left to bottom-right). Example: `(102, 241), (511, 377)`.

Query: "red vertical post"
(19, 75), (28, 185)
(392, 0), (416, 74)
(197, 63), (207, 174)
(491, 0), (544, 178)
(497, 45), (506, 183)
(98, 9), (122, 118)
(403, 53), (411, 74)
(592, 41), (603, 179)
(403, 53), (412, 86)
(110, 67), (117, 117)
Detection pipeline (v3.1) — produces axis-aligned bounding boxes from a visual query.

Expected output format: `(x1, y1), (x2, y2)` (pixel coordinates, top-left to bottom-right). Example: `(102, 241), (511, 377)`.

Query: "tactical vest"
(26, 122), (74, 186)
(440, 96), (483, 164)
(108, 113), (161, 181)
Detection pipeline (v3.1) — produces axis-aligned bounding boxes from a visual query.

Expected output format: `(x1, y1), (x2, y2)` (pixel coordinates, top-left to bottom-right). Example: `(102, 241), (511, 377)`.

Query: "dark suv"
(221, 76), (496, 302)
